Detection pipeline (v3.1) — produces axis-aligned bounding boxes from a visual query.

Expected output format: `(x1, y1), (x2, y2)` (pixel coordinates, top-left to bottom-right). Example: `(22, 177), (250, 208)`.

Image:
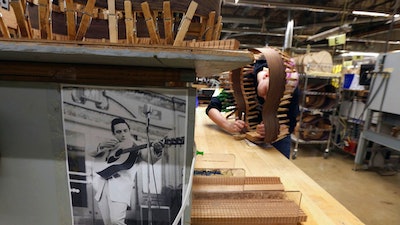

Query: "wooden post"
(173, 1), (198, 46)
(141, 1), (160, 44)
(108, 0), (118, 43)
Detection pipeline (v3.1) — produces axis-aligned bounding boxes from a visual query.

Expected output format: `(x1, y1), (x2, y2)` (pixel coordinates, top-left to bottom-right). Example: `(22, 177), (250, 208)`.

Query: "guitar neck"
(120, 137), (185, 155)
(121, 143), (149, 155)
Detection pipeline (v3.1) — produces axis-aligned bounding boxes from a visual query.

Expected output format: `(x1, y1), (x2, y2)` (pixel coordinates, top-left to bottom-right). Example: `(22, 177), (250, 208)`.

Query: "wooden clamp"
(65, 0), (76, 40)
(141, 1), (160, 44)
(75, 0), (96, 41)
(0, 13), (11, 38)
(10, 0), (32, 38)
(163, 1), (173, 44)
(38, 0), (52, 40)
(124, 0), (136, 44)
(108, 0), (118, 43)
(213, 15), (222, 40)
(173, 1), (198, 46)
(204, 11), (215, 41)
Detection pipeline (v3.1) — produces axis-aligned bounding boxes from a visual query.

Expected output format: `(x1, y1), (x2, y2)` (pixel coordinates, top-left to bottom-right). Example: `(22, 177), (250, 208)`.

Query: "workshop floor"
(291, 145), (400, 225)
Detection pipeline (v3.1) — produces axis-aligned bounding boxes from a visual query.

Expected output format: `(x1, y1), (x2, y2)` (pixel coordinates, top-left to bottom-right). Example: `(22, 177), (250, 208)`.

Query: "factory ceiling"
(220, 0), (400, 55)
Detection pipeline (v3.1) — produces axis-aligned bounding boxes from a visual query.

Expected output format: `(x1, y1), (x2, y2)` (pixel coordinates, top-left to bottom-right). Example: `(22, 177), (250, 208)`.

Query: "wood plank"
(65, 0), (76, 40)
(183, 39), (240, 50)
(204, 11), (215, 41)
(0, 60), (192, 87)
(0, 39), (253, 77)
(163, 1), (173, 44)
(141, 1), (160, 44)
(10, 0), (32, 38)
(124, 0), (134, 44)
(0, 13), (11, 38)
(173, 1), (198, 46)
(75, 0), (96, 41)
(107, 0), (118, 43)
(38, 0), (52, 40)
(213, 15), (222, 40)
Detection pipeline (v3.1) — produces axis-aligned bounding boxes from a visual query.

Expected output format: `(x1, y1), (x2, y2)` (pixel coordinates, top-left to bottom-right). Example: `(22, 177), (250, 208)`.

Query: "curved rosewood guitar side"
(257, 47), (287, 143)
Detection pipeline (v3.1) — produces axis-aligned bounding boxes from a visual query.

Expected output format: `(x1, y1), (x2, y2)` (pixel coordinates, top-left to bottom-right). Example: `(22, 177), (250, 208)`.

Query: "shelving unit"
(292, 73), (341, 159)
(333, 89), (369, 156)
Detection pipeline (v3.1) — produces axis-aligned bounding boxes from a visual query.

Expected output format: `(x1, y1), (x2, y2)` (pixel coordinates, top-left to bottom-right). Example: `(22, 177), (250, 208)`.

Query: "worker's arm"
(207, 107), (246, 134)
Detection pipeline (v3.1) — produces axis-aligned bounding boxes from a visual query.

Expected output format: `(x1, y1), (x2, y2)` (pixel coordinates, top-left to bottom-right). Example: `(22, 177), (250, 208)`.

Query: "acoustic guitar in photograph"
(95, 136), (185, 179)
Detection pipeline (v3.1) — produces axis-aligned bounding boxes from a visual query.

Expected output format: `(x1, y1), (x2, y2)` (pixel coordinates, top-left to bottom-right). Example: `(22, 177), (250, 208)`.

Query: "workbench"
(194, 106), (364, 225)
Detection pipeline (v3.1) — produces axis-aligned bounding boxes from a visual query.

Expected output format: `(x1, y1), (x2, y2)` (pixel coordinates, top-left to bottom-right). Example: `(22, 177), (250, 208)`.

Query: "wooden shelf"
(0, 39), (254, 84)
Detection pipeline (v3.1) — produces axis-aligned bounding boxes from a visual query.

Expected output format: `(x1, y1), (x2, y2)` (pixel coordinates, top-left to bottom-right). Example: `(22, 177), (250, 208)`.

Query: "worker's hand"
(228, 119), (247, 134)
(97, 139), (120, 152)
(256, 122), (265, 137)
(256, 122), (290, 138)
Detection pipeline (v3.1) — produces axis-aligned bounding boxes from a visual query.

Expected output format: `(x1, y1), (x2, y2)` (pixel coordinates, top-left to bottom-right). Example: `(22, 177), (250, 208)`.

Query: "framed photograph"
(62, 85), (193, 225)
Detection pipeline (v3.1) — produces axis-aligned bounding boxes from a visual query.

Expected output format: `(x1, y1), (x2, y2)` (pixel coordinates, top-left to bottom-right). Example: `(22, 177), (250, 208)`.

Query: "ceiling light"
(352, 10), (390, 17)
(340, 51), (380, 57)
(234, 0), (239, 4)
(307, 24), (352, 42)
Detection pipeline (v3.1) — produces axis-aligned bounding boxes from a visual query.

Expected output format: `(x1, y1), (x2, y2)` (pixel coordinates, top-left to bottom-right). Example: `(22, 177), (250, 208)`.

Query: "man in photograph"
(90, 117), (163, 225)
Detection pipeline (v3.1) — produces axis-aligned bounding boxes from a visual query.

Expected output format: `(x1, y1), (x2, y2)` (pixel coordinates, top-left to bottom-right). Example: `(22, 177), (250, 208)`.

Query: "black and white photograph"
(62, 86), (189, 225)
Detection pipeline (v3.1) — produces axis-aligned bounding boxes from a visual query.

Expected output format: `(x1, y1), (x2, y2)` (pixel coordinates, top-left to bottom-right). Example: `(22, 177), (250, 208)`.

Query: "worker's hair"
(111, 118), (130, 134)
(253, 59), (268, 75)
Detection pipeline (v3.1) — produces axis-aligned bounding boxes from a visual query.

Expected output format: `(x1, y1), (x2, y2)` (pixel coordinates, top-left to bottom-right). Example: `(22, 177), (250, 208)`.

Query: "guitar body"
(95, 144), (145, 179)
(94, 137), (185, 179)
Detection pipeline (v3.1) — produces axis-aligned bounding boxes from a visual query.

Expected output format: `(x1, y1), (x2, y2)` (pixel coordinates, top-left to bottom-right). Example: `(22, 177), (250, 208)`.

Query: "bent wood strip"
(257, 47), (286, 143)
(230, 67), (246, 123)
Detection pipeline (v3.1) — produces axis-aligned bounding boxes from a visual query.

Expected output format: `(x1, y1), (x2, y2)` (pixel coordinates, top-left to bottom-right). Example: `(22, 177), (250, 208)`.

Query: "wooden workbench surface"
(194, 106), (364, 225)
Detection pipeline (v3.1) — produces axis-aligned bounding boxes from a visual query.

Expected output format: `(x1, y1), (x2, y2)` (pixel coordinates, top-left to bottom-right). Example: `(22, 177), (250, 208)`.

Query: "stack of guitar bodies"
(294, 51), (337, 141)
(295, 50), (334, 76)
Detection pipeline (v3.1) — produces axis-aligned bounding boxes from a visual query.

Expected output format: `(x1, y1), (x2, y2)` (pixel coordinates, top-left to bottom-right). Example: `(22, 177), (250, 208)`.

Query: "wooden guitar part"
(229, 64), (260, 131)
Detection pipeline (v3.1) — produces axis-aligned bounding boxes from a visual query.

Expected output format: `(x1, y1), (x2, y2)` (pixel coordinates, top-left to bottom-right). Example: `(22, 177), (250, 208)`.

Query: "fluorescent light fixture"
(340, 51), (380, 57)
(307, 24), (352, 42)
(235, 0), (239, 4)
(352, 10), (390, 17)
